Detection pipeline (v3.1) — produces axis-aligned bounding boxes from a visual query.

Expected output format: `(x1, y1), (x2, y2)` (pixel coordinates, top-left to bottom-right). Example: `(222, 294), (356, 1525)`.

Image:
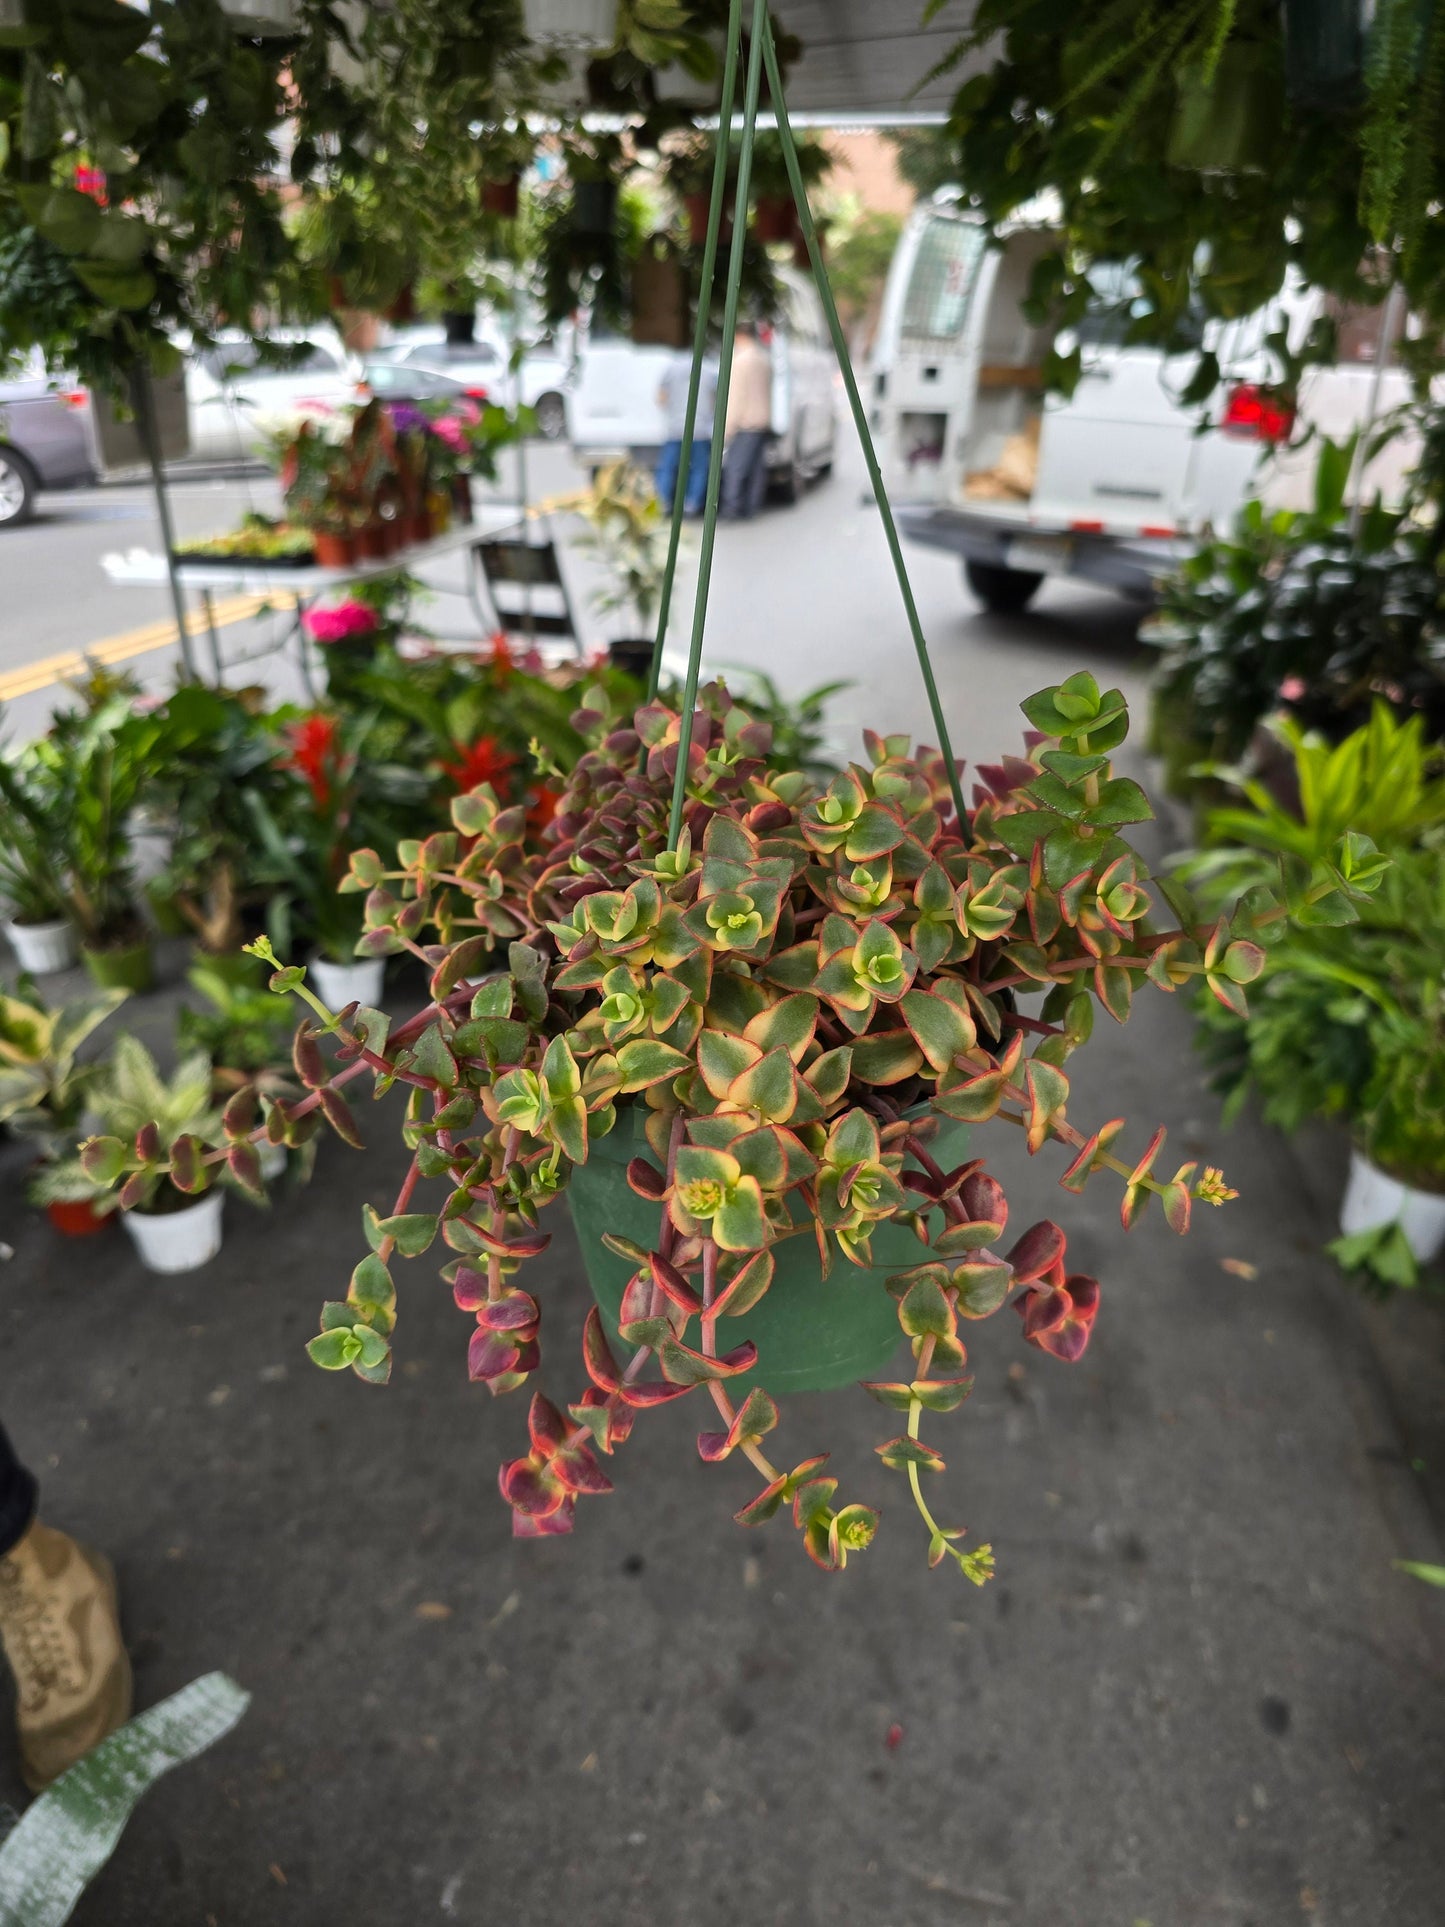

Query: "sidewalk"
(3, 915), (1443, 1924)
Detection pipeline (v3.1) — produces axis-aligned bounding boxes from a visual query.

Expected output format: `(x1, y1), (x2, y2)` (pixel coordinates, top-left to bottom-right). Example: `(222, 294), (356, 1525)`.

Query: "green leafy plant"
(927, 0), (1445, 399)
(0, 980), (127, 1151)
(547, 460), (675, 641)
(177, 954), (296, 1096)
(0, 745), (72, 928)
(1178, 705), (1445, 1286)
(1148, 429), (1445, 785)
(52, 1035), (225, 1218)
(82, 670), (1369, 1575)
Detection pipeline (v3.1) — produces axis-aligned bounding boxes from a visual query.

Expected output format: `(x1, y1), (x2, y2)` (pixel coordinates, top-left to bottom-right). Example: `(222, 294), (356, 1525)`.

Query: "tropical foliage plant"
(77, 671), (1379, 1574)
(1149, 428), (1445, 785)
(47, 1035), (223, 1218)
(0, 980), (127, 1150)
(1178, 705), (1445, 1286)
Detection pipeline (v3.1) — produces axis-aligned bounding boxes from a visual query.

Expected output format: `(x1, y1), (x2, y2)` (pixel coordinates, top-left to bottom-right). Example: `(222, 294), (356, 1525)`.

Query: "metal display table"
(100, 512), (582, 690)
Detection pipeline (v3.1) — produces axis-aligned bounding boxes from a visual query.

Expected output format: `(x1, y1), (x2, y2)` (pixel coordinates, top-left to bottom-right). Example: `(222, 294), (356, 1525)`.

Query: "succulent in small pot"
(59, 1038), (259, 1273)
(82, 670), (1352, 1577)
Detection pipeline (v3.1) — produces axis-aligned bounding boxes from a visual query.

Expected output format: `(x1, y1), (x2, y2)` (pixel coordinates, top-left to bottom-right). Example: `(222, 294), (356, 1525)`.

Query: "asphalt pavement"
(3, 434), (1444, 1923)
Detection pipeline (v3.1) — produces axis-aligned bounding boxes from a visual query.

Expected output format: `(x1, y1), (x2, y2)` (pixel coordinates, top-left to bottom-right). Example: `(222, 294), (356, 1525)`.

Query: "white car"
(370, 325), (573, 440)
(184, 327), (359, 461)
(872, 194), (1422, 610)
(567, 265), (839, 502)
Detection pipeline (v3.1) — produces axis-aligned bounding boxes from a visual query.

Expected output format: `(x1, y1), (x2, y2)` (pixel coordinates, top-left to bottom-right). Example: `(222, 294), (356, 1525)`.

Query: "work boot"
(0, 1520), (132, 1791)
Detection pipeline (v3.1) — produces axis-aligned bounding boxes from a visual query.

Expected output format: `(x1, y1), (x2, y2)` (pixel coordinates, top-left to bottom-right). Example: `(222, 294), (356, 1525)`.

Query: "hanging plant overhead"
(926, 0), (1445, 399)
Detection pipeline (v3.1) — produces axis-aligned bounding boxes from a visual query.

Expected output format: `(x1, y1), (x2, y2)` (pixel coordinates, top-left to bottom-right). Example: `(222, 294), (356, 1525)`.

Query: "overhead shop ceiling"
(766, 0), (983, 118)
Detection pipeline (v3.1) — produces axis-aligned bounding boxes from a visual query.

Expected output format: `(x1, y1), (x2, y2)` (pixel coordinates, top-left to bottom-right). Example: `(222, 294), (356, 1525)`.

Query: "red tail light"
(464, 385), (490, 402)
(1221, 382), (1295, 443)
(58, 389), (89, 411)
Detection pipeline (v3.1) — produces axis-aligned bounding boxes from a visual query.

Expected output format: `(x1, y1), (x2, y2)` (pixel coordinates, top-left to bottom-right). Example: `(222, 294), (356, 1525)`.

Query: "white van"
(873, 194), (1417, 610)
(568, 264), (838, 500)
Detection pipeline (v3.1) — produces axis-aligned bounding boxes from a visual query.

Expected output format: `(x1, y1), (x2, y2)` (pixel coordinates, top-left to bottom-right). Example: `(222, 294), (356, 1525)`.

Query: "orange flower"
(281, 712), (342, 809)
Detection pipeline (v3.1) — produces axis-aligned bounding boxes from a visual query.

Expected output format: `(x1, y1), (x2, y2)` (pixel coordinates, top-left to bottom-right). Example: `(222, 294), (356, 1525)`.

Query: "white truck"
(873, 193), (1418, 611)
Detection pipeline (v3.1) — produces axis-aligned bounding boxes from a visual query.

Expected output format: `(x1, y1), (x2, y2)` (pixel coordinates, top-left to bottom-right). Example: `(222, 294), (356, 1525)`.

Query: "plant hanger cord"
(665, 0), (770, 851)
(761, 18), (968, 833)
(645, 0), (745, 704)
(660, 5), (970, 846)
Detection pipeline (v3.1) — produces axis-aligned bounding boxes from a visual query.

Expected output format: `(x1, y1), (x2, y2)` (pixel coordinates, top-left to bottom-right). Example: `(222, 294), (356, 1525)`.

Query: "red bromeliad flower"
(441, 734), (517, 795)
(281, 712), (344, 809)
(526, 783), (561, 833)
(487, 632), (514, 681)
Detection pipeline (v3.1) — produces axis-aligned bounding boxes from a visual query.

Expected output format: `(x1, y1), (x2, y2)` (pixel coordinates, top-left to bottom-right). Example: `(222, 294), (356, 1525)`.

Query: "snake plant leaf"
(0, 1672), (249, 1927)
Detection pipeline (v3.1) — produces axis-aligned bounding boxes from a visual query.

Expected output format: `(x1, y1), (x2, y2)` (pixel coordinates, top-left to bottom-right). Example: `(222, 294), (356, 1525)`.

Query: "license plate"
(1007, 536), (1074, 575)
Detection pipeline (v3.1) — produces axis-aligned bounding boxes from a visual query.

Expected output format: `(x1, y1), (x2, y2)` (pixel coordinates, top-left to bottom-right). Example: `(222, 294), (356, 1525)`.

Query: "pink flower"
(304, 600), (379, 645)
(1278, 676), (1306, 702)
(432, 415), (468, 452)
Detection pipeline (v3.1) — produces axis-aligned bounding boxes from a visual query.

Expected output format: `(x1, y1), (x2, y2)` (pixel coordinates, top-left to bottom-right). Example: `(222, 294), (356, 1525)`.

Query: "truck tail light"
(58, 388), (89, 411)
(1220, 382), (1295, 443)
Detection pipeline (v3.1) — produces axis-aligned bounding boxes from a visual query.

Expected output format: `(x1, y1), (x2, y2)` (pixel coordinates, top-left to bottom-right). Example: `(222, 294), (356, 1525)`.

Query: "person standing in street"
(0, 1415), (131, 1790)
(721, 322), (773, 521)
(655, 346), (717, 518)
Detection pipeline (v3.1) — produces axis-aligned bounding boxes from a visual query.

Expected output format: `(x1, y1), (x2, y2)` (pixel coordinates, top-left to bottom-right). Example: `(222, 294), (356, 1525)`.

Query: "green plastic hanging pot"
(81, 937), (154, 993)
(567, 1103), (969, 1394)
(1166, 45), (1276, 175)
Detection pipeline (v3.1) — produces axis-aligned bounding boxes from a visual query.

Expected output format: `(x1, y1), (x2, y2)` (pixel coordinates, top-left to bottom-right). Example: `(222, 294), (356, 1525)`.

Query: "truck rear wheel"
(965, 559), (1043, 614)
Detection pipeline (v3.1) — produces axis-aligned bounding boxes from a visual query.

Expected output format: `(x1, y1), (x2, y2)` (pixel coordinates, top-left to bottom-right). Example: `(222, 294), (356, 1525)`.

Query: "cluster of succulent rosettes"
(81, 672), (1273, 1573)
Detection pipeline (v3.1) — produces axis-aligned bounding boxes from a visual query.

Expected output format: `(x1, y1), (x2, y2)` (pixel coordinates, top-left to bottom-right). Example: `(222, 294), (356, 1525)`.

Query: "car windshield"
(1075, 263), (1207, 352)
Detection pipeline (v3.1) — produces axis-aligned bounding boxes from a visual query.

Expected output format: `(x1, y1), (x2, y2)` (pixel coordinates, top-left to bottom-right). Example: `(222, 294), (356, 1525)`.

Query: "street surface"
(0, 434), (1149, 762)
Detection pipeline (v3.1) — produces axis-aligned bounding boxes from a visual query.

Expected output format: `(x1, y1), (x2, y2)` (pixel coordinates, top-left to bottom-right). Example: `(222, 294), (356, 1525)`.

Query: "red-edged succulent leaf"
(650, 1252), (703, 1315)
(1017, 1272), (1099, 1361)
(582, 1307), (622, 1392)
(627, 1157), (668, 1199)
(1006, 1220), (1065, 1284)
(468, 1326), (521, 1384)
(1059, 1118), (1126, 1193)
(451, 1265), (488, 1312)
(292, 1024), (327, 1090)
(696, 1385), (779, 1462)
(511, 1495), (576, 1537)
(527, 1393), (570, 1457)
(498, 1455), (566, 1517)
(548, 1441), (614, 1495)
(706, 1248), (774, 1318)
(657, 1336), (758, 1386)
(616, 1377), (697, 1408)
(317, 1084), (364, 1148)
(876, 1434), (947, 1473)
(476, 1289), (540, 1334)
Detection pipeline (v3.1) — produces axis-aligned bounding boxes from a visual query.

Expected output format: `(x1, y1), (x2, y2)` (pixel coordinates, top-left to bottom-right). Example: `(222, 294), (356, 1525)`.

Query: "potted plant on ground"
(179, 952), (305, 1183)
(242, 709), (389, 1010)
(1178, 703), (1445, 1287)
(83, 672), (1362, 1572)
(545, 460), (672, 675)
(32, 688), (157, 991)
(50, 1036), (230, 1273)
(0, 980), (128, 1236)
(0, 749), (77, 975)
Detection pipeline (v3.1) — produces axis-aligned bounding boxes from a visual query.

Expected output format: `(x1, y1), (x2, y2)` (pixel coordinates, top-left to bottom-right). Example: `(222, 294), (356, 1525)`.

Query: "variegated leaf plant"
(81, 673), (1385, 1574)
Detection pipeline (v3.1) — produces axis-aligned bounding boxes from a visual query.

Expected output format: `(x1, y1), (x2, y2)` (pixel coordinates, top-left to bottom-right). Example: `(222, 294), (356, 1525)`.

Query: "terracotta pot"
(46, 1197), (111, 1239)
(403, 511), (432, 546)
(313, 530), (357, 568)
(482, 173), (521, 219)
(451, 476), (474, 524)
(383, 283), (416, 324)
(356, 521), (389, 560)
(754, 194), (796, 244)
(683, 191), (712, 245)
(792, 230), (814, 270)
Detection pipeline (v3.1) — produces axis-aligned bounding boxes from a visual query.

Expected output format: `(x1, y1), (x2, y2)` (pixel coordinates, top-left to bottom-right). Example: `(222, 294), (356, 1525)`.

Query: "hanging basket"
(1167, 46), (1276, 174)
(631, 236), (690, 347)
(568, 1106), (971, 1393)
(753, 193), (796, 244)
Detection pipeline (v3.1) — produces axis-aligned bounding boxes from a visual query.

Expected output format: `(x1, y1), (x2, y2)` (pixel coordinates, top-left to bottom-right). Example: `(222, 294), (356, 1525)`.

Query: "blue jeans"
(722, 430), (769, 519)
(655, 437), (711, 516)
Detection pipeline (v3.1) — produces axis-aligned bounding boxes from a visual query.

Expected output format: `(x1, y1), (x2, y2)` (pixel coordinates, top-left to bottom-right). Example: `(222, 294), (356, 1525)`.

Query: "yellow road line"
(0, 591), (289, 703)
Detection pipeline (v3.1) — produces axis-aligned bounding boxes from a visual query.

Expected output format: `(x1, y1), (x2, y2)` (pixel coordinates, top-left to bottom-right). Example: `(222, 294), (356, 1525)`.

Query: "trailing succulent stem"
(80, 673), (1388, 1573)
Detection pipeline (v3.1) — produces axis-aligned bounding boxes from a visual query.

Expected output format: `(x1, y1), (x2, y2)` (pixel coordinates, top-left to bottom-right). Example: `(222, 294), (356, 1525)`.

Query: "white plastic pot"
(4, 916), (78, 975)
(122, 1192), (225, 1275)
(1340, 1149), (1445, 1264)
(309, 954), (386, 1011)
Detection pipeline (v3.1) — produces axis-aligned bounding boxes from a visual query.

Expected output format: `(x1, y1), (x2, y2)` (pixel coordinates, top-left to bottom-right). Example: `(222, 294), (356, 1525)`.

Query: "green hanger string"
(664, 0), (770, 851)
(644, 0), (743, 704)
(760, 16), (970, 834)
